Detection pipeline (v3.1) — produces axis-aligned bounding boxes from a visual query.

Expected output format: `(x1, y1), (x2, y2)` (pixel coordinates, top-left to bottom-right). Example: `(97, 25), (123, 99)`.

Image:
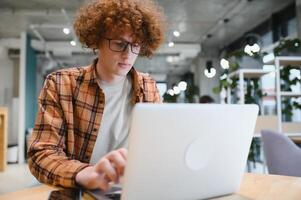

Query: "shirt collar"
(87, 58), (144, 104)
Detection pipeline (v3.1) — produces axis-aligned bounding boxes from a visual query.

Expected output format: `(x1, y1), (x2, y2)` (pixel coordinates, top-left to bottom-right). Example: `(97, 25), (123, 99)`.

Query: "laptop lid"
(121, 103), (258, 200)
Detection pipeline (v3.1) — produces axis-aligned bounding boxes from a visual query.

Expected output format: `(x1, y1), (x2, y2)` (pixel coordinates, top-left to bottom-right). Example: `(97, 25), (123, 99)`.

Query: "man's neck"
(96, 60), (125, 84)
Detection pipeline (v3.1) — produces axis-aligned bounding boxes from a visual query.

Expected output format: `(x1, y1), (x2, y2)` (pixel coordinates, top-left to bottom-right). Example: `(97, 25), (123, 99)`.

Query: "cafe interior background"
(0, 0), (301, 194)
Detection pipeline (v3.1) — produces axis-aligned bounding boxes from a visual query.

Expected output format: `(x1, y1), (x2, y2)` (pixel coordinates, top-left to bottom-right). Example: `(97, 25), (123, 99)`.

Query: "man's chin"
(116, 69), (131, 77)
(117, 67), (132, 76)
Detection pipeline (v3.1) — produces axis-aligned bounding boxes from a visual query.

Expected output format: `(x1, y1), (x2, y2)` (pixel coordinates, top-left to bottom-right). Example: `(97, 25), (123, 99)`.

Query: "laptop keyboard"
(105, 193), (121, 200)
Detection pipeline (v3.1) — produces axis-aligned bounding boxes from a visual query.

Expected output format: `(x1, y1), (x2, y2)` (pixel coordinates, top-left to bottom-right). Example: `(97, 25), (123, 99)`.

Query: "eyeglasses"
(104, 38), (141, 55)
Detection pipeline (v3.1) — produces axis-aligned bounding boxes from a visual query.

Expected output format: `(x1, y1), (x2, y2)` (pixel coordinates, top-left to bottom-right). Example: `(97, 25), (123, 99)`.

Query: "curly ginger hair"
(73, 0), (166, 57)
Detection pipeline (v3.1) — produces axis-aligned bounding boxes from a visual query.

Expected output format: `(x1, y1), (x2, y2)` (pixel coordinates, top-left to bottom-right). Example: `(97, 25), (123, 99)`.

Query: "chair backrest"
(261, 130), (301, 177)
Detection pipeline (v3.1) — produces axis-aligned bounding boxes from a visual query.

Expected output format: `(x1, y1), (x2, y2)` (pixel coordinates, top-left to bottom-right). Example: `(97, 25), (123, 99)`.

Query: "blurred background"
(0, 0), (301, 195)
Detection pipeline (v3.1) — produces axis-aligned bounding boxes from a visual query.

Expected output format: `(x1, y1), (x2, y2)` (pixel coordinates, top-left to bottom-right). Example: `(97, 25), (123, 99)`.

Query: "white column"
(227, 77), (231, 104)
(275, 58), (282, 132)
(18, 32), (26, 163)
(296, 0), (301, 39)
(239, 71), (244, 104)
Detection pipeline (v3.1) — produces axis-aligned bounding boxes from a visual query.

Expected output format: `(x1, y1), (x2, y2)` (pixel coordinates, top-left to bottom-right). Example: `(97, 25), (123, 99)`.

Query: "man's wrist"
(75, 165), (93, 187)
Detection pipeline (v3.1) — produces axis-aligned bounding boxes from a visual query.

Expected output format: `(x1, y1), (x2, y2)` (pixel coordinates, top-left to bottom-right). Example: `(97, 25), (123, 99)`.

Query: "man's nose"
(121, 44), (131, 57)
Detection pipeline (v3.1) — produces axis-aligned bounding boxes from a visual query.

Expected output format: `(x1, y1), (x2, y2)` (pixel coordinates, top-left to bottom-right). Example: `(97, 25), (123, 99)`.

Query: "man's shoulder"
(45, 65), (92, 82)
(135, 70), (156, 84)
(133, 69), (161, 102)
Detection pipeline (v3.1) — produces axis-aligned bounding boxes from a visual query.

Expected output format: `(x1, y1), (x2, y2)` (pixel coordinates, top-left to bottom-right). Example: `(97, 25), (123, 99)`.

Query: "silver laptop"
(120, 103), (258, 200)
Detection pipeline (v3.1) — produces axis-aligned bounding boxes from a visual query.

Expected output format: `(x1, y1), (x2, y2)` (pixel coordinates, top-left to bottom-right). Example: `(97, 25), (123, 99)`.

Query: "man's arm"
(28, 74), (90, 188)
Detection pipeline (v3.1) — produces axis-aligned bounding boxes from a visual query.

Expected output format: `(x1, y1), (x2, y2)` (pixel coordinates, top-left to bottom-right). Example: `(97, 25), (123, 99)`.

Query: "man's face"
(97, 32), (140, 78)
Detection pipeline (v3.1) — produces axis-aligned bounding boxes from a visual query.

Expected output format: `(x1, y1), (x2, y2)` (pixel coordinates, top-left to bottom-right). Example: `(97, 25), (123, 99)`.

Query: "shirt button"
(93, 128), (97, 132)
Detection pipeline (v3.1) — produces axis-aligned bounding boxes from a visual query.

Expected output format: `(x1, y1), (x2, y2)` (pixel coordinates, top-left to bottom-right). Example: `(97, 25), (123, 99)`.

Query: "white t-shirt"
(90, 75), (133, 165)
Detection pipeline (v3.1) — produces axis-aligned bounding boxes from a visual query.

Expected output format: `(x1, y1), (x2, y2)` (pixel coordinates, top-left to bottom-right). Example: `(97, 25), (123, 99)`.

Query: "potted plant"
(274, 38), (301, 56)
(163, 83), (199, 103)
(226, 50), (266, 72)
(280, 65), (301, 121)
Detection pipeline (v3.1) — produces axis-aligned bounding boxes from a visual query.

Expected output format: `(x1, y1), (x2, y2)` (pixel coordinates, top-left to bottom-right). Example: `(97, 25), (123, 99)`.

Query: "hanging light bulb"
(204, 68), (216, 78)
(244, 44), (253, 56)
(178, 81), (187, 91)
(70, 40), (76, 46)
(220, 58), (229, 69)
(173, 86), (181, 95)
(204, 60), (216, 78)
(173, 30), (180, 37)
(251, 43), (260, 53)
(63, 28), (70, 35)
(168, 42), (174, 47)
(167, 89), (175, 96)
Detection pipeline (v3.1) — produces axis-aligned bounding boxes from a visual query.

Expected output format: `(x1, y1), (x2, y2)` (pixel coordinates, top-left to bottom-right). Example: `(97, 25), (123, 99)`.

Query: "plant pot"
(229, 56), (263, 70)
(7, 144), (18, 164)
(276, 49), (301, 56)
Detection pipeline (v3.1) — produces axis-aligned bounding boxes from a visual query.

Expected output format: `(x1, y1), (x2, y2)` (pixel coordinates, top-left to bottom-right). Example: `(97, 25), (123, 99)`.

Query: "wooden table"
(1, 173), (301, 200)
(235, 173), (301, 200)
(290, 136), (301, 145)
(0, 107), (8, 172)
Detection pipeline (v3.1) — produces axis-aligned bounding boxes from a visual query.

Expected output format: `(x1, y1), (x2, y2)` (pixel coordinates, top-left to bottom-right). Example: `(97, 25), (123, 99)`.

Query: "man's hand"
(75, 148), (127, 191)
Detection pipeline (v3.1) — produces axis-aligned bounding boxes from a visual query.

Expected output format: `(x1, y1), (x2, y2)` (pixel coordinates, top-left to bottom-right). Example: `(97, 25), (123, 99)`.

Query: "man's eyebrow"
(115, 37), (136, 43)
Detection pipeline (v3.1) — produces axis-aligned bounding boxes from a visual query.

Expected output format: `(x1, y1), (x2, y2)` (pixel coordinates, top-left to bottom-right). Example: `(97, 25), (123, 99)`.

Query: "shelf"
(253, 133), (301, 138)
(266, 56), (301, 66)
(280, 92), (301, 97)
(227, 56), (301, 133)
(266, 92), (301, 97)
(228, 69), (273, 79)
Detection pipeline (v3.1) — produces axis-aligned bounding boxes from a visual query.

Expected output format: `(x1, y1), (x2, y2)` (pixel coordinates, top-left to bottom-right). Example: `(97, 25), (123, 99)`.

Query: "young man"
(28, 0), (165, 191)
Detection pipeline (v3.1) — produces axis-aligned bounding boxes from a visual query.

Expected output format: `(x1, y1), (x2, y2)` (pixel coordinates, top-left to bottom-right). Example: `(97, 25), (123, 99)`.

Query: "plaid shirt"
(28, 59), (161, 188)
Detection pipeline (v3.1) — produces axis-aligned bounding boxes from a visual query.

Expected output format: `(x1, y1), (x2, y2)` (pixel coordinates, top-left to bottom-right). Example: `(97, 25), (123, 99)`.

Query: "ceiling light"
(166, 56), (180, 63)
(166, 56), (173, 63)
(173, 56), (180, 62)
(70, 40), (76, 46)
(173, 30), (180, 37)
(168, 42), (175, 47)
(63, 28), (70, 35)
(220, 58), (229, 69)
(219, 18), (229, 25)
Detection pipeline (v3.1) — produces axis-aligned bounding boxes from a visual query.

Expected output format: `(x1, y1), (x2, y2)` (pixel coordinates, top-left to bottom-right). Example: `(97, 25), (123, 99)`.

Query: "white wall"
(0, 46), (17, 145)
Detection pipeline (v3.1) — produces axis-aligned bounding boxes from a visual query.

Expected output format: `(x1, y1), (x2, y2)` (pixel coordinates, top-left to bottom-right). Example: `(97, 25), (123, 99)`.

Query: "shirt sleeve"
(27, 74), (90, 188)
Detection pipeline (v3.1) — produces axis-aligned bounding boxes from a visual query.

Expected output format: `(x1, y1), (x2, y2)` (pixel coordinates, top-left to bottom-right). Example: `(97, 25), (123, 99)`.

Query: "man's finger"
(95, 158), (118, 182)
(98, 173), (111, 191)
(118, 148), (128, 161)
(107, 151), (126, 176)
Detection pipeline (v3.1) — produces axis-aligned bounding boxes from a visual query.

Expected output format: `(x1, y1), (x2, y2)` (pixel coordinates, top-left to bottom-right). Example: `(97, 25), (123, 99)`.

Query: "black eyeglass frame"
(104, 38), (141, 55)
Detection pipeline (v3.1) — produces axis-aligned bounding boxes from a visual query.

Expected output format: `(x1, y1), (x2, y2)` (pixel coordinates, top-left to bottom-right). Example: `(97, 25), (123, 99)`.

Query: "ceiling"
(0, 0), (295, 75)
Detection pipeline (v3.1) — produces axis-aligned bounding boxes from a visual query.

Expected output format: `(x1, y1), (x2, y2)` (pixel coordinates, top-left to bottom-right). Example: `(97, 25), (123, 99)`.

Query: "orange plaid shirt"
(28, 59), (161, 188)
